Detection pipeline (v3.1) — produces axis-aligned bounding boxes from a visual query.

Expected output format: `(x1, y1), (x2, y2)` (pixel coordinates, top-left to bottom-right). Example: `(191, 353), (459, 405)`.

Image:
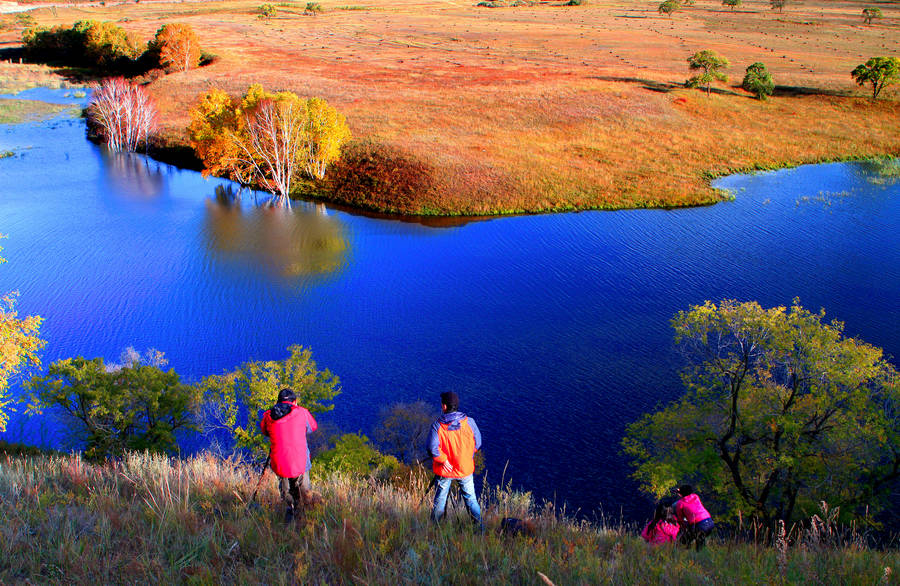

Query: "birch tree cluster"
(188, 84), (351, 201)
(86, 77), (159, 152)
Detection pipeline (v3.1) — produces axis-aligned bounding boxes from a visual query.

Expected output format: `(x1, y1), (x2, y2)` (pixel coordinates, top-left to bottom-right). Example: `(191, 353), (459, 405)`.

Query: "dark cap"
(277, 388), (296, 403)
(440, 391), (459, 412)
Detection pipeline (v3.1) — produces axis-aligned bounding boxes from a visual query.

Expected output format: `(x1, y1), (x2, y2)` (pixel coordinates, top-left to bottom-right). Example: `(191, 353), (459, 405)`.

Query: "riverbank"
(0, 450), (896, 583)
(2, 0), (898, 215)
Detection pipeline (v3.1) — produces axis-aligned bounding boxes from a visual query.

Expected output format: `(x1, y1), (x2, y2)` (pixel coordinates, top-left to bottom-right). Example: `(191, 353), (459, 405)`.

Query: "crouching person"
(674, 484), (715, 550)
(260, 388), (318, 523)
(428, 391), (483, 531)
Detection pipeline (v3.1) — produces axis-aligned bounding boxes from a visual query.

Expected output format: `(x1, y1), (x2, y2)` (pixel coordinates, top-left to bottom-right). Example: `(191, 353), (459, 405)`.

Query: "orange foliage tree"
(151, 23), (202, 72)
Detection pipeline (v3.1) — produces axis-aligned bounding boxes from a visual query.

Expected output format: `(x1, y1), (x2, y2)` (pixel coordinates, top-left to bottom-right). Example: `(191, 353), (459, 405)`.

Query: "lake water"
(1, 89), (898, 521)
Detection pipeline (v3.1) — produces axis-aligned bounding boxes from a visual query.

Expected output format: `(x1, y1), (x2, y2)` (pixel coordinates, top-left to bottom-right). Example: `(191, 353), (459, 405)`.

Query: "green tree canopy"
(27, 349), (200, 460)
(851, 56), (899, 100)
(862, 7), (882, 25)
(317, 433), (402, 478)
(658, 0), (680, 16)
(769, 0), (785, 13)
(742, 62), (774, 100)
(685, 50), (729, 96)
(622, 300), (900, 525)
(0, 236), (44, 433)
(721, 0), (741, 10)
(201, 344), (341, 457)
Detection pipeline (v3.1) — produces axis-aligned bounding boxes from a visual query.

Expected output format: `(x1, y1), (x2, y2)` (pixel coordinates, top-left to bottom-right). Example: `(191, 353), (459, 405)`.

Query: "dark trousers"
(278, 472), (311, 508)
(680, 517), (715, 551)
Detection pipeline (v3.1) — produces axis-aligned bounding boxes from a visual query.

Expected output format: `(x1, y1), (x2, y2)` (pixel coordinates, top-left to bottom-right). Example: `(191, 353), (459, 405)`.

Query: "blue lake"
(1, 90), (899, 521)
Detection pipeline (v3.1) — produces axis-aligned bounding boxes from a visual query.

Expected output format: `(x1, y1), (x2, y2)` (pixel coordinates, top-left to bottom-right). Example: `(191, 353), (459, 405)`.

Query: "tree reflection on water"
(101, 150), (166, 200)
(203, 185), (348, 279)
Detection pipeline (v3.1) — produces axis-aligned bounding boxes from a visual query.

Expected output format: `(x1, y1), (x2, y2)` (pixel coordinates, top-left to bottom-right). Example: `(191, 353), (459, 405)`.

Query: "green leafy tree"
(27, 349), (201, 460)
(722, 0), (741, 10)
(374, 400), (436, 464)
(769, 0), (785, 13)
(0, 236), (44, 433)
(317, 433), (402, 478)
(742, 62), (774, 100)
(862, 7), (882, 25)
(852, 56), (900, 99)
(622, 300), (900, 525)
(201, 344), (340, 457)
(258, 3), (277, 19)
(658, 0), (680, 17)
(685, 50), (729, 96)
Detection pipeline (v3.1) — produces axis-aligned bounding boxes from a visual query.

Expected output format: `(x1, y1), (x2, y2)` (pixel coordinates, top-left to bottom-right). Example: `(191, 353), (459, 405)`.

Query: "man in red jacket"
(428, 391), (482, 529)
(260, 388), (318, 522)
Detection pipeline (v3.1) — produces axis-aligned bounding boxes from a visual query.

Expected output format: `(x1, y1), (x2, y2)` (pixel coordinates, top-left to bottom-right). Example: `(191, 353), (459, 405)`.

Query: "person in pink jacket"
(641, 502), (680, 544)
(673, 485), (715, 550)
(260, 388), (318, 523)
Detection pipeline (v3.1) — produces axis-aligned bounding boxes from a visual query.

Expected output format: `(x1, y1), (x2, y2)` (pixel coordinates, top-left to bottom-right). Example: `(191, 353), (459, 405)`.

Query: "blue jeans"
(431, 474), (482, 526)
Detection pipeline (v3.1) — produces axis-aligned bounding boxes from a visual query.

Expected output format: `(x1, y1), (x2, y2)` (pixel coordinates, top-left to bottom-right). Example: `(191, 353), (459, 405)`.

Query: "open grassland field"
(1, 451), (898, 583)
(1, 0), (899, 214)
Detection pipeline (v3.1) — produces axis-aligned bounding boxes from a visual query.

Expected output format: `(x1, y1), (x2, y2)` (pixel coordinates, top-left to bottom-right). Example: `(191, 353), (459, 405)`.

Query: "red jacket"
(641, 520), (679, 544)
(675, 494), (712, 525)
(260, 401), (317, 478)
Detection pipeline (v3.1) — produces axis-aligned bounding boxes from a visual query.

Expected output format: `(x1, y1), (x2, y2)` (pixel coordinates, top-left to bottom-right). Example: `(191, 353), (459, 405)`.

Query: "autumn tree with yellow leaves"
(188, 85), (351, 202)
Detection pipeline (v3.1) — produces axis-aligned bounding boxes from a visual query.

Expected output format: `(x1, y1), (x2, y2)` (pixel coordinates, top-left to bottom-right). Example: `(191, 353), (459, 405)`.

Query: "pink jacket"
(641, 520), (679, 544)
(675, 494), (712, 525)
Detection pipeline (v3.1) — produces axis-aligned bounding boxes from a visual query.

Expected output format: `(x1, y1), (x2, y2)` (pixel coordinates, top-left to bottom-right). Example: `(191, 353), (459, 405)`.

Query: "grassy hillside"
(2, 0), (899, 215)
(0, 450), (896, 584)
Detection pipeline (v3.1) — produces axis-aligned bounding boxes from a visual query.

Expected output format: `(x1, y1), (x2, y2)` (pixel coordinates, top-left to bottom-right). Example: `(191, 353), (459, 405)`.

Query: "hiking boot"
(284, 505), (295, 524)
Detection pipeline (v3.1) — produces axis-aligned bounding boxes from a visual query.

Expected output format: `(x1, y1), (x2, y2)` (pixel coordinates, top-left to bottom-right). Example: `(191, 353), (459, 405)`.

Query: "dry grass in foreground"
(1, 0), (899, 214)
(0, 450), (898, 584)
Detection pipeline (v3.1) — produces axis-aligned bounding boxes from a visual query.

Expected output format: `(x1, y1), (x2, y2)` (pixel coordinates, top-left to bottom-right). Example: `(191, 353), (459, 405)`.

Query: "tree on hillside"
(201, 345), (341, 457)
(27, 349), (201, 460)
(622, 299), (900, 525)
(685, 50), (729, 96)
(862, 7), (882, 25)
(852, 56), (900, 99)
(374, 400), (436, 464)
(721, 0), (741, 10)
(769, 0), (785, 13)
(188, 85), (351, 201)
(0, 237), (44, 433)
(658, 0), (680, 17)
(87, 77), (158, 152)
(742, 62), (774, 100)
(150, 23), (202, 72)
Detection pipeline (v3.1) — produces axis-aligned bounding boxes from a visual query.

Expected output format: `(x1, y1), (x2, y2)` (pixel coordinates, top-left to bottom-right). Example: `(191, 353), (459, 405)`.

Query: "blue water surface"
(1, 95), (898, 521)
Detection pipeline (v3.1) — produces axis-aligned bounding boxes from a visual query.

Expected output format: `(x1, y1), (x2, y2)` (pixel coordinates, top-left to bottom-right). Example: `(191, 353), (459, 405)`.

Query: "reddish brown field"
(3, 0), (899, 214)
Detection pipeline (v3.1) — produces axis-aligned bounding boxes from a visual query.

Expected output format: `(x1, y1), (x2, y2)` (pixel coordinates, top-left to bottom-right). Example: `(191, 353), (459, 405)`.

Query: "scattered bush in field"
(476, 1), (506, 6)
(317, 433), (403, 479)
(851, 56), (899, 99)
(862, 7), (882, 25)
(149, 23), (202, 72)
(721, 0), (740, 10)
(742, 61), (774, 100)
(623, 299), (900, 525)
(325, 141), (436, 213)
(770, 0), (785, 12)
(26, 348), (200, 460)
(201, 345), (340, 456)
(86, 77), (158, 152)
(22, 20), (144, 72)
(658, 0), (679, 16)
(188, 85), (350, 198)
(0, 238), (44, 433)
(15, 13), (36, 28)
(564, 0), (586, 6)
(685, 50), (729, 96)
(258, 3), (277, 18)
(304, 2), (323, 14)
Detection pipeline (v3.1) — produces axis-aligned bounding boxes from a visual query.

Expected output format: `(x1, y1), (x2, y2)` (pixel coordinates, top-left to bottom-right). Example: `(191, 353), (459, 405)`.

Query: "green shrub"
(22, 20), (144, 72)
(258, 3), (277, 18)
(742, 62), (774, 100)
(304, 2), (323, 13)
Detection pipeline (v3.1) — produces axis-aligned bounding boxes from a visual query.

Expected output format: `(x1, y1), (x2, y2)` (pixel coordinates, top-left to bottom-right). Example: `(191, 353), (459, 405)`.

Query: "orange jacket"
(428, 412), (481, 478)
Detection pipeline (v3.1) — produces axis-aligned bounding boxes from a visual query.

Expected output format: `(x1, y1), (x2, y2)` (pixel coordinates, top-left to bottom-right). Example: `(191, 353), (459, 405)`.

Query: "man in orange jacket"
(427, 391), (482, 528)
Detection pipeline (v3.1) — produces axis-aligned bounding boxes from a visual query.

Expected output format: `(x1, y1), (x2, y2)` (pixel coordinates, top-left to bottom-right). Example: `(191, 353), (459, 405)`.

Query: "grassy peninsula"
(1, 0), (898, 215)
(0, 450), (897, 584)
